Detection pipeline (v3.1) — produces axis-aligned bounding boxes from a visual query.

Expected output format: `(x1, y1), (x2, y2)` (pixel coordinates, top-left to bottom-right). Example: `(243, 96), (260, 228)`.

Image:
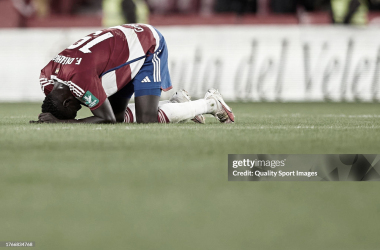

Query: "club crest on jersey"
(82, 91), (99, 108)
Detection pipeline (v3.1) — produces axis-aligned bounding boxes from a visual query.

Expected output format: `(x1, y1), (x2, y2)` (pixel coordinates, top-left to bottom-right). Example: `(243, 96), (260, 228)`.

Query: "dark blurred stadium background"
(2, 0), (380, 27)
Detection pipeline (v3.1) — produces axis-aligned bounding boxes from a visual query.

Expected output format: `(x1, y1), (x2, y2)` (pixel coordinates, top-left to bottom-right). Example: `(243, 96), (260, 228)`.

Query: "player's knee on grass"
(137, 110), (158, 123)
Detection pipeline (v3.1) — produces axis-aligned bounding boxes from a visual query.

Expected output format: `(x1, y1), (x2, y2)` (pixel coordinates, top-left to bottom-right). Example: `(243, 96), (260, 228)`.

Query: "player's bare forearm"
(64, 116), (116, 124)
(30, 113), (116, 124)
(30, 99), (118, 124)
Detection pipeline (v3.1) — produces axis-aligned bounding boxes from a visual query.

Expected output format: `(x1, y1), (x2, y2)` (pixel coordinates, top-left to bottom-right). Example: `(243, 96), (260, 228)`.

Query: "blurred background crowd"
(1, 0), (380, 27)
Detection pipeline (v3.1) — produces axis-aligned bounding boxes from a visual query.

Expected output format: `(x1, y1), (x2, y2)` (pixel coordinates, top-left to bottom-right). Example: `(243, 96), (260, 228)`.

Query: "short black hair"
(41, 94), (69, 120)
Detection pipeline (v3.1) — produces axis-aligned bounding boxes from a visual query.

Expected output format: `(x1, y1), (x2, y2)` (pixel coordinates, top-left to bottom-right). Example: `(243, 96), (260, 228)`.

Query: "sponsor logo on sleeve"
(82, 91), (99, 108)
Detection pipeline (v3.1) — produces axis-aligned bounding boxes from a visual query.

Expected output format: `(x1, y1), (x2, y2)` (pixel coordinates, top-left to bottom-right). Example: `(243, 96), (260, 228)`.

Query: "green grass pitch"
(1, 102), (380, 250)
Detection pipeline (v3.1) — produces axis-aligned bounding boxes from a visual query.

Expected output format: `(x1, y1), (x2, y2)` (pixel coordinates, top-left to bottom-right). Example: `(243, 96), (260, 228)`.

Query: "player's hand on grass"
(29, 120), (42, 124)
(29, 113), (59, 123)
(37, 113), (60, 123)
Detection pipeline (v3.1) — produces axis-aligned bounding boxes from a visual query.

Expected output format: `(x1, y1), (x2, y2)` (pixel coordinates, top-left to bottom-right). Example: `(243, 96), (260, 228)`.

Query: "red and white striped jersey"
(39, 24), (161, 110)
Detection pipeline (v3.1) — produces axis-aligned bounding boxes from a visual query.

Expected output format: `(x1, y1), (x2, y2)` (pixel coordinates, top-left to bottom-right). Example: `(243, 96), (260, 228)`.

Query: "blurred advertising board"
(1, 25), (379, 102)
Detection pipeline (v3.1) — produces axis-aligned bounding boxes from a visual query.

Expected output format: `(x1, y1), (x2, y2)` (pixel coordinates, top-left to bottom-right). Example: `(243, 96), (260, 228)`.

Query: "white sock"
(158, 99), (217, 123)
(158, 100), (170, 107)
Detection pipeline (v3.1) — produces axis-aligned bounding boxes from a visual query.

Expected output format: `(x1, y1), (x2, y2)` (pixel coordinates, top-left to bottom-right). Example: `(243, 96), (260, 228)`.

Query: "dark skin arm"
(35, 98), (117, 124)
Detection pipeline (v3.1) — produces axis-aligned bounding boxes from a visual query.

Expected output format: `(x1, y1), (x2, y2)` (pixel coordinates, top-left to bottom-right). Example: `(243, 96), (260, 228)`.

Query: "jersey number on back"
(67, 31), (114, 54)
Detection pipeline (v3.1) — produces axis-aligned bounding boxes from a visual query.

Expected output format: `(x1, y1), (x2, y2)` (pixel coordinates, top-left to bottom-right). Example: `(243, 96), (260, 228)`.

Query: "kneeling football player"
(35, 24), (234, 124)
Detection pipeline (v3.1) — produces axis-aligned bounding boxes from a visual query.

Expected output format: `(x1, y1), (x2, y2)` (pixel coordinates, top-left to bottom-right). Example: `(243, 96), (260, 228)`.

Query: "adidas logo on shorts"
(141, 76), (151, 83)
